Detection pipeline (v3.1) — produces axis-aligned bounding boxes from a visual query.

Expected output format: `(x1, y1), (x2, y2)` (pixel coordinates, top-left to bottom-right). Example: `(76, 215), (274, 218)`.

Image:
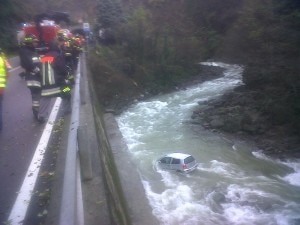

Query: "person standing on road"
(37, 42), (72, 122)
(19, 34), (42, 120)
(0, 48), (10, 131)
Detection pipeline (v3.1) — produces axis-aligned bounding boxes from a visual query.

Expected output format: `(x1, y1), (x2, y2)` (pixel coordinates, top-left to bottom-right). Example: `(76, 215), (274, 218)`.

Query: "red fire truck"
(19, 12), (70, 54)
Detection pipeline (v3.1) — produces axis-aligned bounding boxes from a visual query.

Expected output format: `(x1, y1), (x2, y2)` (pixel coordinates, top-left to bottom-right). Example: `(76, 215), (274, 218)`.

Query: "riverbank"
(191, 85), (300, 160)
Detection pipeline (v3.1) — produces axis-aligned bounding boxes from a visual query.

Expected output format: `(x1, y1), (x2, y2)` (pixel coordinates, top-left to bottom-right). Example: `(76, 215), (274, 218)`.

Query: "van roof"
(166, 153), (192, 159)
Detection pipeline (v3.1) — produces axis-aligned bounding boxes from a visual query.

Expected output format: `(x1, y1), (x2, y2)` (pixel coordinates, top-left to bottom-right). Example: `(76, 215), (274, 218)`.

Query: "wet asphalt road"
(0, 58), (46, 224)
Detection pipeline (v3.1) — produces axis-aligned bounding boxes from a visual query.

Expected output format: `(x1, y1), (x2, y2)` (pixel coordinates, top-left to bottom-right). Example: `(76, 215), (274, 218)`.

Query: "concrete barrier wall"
(88, 83), (131, 225)
(86, 69), (159, 225)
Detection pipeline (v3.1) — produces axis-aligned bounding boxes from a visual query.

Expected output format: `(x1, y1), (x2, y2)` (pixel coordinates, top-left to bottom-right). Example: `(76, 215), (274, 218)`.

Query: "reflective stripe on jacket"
(0, 56), (7, 88)
(41, 55), (63, 97)
(41, 56), (55, 86)
(32, 57), (40, 64)
(26, 80), (41, 88)
(25, 55), (41, 89)
(41, 87), (61, 97)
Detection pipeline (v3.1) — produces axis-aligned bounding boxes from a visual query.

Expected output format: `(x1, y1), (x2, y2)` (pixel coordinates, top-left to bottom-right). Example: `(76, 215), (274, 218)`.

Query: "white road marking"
(8, 66), (21, 73)
(8, 97), (62, 225)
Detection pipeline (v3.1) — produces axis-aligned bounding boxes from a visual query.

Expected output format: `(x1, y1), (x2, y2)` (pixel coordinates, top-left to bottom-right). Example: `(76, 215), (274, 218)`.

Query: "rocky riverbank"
(191, 85), (300, 160)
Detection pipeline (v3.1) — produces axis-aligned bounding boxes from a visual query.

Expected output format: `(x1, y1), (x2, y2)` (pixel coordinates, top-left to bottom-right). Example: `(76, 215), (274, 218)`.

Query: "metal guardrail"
(59, 54), (84, 225)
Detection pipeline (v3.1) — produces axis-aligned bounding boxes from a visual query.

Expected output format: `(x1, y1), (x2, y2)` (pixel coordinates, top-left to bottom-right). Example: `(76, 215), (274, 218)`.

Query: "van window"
(184, 156), (195, 164)
(171, 158), (180, 164)
(160, 157), (172, 164)
(165, 157), (172, 164)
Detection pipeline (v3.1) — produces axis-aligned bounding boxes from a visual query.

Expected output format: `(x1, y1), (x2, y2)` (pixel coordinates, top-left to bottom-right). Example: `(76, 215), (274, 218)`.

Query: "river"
(116, 62), (300, 225)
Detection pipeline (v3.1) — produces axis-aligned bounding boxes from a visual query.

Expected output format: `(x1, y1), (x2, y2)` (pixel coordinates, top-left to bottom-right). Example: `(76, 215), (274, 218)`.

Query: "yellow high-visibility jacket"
(0, 56), (8, 95)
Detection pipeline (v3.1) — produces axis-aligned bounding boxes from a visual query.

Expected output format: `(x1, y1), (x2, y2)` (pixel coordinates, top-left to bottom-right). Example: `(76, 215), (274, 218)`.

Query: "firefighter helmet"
(57, 30), (69, 41)
(23, 34), (39, 45)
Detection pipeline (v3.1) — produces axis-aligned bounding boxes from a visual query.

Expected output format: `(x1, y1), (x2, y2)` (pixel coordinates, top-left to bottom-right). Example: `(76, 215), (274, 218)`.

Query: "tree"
(0, 0), (24, 51)
(96, 0), (124, 29)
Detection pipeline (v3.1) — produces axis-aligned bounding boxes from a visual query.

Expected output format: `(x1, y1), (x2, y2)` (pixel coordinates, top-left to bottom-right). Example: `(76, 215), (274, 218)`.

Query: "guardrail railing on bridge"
(59, 54), (86, 225)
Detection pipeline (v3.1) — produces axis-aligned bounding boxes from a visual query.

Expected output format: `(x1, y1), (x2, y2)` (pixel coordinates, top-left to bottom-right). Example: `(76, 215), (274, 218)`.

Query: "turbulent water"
(116, 62), (300, 225)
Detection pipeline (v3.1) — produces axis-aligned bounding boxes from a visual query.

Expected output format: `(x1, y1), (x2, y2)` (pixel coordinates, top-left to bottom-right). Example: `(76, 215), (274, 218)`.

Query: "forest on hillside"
(1, 0), (300, 139)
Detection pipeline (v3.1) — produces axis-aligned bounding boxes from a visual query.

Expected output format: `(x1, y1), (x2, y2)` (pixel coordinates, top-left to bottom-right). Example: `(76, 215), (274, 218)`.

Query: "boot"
(32, 108), (39, 120)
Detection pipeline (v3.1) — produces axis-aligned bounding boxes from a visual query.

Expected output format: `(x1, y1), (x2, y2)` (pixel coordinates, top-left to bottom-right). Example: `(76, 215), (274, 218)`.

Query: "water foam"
(222, 184), (286, 225)
(280, 160), (300, 187)
(198, 160), (245, 179)
(253, 151), (300, 187)
(143, 180), (223, 225)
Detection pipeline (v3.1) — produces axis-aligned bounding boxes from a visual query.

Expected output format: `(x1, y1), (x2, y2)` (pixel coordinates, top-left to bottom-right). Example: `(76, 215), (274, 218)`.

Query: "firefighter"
(56, 31), (75, 84)
(19, 34), (42, 120)
(0, 48), (9, 131)
(57, 31), (74, 70)
(37, 44), (72, 122)
(71, 34), (83, 70)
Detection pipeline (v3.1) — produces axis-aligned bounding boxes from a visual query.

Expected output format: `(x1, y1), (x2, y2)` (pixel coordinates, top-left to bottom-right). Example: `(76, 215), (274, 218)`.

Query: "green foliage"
(186, 0), (242, 34)
(93, 0), (209, 93)
(227, 0), (300, 129)
(96, 0), (124, 29)
(224, 0), (299, 89)
(0, 0), (21, 51)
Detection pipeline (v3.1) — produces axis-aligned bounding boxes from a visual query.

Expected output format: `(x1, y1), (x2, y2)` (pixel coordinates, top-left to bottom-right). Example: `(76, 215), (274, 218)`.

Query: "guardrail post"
(80, 63), (86, 105)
